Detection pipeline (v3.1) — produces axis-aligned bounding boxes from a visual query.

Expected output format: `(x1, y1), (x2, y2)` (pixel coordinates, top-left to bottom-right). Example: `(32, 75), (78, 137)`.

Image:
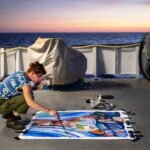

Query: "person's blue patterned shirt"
(0, 71), (31, 99)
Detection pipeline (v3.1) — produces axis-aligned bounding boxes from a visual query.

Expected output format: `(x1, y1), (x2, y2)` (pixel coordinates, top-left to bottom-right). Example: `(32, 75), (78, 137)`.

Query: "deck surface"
(0, 78), (150, 150)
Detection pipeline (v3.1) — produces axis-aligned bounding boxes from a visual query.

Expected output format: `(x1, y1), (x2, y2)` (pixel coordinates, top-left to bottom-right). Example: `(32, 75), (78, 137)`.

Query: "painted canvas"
(19, 110), (135, 139)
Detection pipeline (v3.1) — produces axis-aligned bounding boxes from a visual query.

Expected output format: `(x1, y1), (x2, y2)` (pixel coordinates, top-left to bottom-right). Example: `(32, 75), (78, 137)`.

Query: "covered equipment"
(27, 38), (87, 85)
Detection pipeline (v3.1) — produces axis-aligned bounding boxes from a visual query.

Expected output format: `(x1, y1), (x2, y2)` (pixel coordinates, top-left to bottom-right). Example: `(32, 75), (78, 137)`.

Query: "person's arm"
(22, 85), (60, 119)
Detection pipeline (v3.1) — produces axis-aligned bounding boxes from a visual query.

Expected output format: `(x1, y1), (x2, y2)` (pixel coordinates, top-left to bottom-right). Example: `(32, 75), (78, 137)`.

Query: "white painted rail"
(73, 44), (140, 77)
(0, 44), (140, 78)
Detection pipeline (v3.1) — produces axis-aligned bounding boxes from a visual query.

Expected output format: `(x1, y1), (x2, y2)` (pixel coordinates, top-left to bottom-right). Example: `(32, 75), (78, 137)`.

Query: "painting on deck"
(19, 110), (134, 139)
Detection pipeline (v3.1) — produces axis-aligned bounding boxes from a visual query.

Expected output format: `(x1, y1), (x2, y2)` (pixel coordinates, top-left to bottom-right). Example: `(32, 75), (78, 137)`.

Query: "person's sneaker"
(6, 119), (25, 130)
(2, 112), (21, 120)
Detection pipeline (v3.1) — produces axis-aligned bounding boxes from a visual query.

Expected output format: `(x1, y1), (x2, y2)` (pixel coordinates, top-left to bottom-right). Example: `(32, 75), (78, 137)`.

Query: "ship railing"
(0, 43), (140, 79)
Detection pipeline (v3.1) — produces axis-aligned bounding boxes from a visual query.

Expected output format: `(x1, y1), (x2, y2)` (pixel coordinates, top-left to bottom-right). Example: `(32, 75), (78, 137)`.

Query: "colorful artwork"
(19, 110), (135, 139)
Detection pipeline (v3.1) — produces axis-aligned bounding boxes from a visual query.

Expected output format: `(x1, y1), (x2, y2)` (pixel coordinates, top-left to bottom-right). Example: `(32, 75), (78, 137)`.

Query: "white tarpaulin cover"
(27, 38), (87, 85)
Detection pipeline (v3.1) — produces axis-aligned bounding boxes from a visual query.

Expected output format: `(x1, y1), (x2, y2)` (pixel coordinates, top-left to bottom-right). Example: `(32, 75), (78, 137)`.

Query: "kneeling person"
(0, 61), (59, 130)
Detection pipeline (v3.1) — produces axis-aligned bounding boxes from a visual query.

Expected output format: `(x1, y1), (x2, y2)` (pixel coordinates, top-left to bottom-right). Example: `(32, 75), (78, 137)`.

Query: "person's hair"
(27, 61), (46, 75)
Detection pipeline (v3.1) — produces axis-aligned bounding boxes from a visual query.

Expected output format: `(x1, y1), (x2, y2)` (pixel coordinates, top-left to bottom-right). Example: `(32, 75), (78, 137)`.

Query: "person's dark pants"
(0, 95), (29, 115)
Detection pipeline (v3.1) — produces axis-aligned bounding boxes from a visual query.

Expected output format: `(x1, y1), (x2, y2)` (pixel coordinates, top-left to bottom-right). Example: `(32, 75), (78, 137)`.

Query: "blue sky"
(0, 0), (150, 32)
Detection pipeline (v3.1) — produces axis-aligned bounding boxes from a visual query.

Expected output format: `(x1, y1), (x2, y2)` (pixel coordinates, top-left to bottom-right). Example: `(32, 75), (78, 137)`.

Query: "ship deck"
(0, 78), (150, 150)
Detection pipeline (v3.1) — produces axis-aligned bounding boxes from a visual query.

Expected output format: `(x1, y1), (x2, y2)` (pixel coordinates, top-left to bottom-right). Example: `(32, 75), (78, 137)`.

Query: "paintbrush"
(58, 118), (67, 134)
(49, 109), (67, 133)
(57, 112), (67, 133)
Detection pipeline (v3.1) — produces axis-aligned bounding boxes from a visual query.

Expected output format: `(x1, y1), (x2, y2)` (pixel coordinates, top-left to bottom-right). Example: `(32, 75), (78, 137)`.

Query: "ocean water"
(0, 32), (147, 47)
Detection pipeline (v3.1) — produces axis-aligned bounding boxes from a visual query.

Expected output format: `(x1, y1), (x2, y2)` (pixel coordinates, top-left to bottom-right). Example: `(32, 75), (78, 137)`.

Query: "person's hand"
(41, 79), (50, 86)
(48, 109), (60, 120)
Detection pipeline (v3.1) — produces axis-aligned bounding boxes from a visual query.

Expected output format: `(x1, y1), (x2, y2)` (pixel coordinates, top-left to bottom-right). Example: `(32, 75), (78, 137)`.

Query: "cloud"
(141, 0), (150, 5)
(128, 0), (150, 5)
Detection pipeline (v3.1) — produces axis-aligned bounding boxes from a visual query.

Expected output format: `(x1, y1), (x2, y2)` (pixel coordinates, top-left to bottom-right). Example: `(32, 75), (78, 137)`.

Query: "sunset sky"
(0, 0), (150, 32)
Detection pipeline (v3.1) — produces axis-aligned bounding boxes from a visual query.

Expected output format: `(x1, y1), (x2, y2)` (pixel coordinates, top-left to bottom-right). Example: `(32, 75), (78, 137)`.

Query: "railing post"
(135, 46), (140, 78)
(92, 46), (98, 77)
(115, 48), (120, 74)
(15, 48), (21, 71)
(0, 48), (6, 78)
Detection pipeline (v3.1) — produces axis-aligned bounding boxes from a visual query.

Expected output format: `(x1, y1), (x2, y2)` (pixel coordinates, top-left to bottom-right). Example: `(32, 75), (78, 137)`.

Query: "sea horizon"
(0, 32), (148, 47)
(0, 31), (149, 34)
